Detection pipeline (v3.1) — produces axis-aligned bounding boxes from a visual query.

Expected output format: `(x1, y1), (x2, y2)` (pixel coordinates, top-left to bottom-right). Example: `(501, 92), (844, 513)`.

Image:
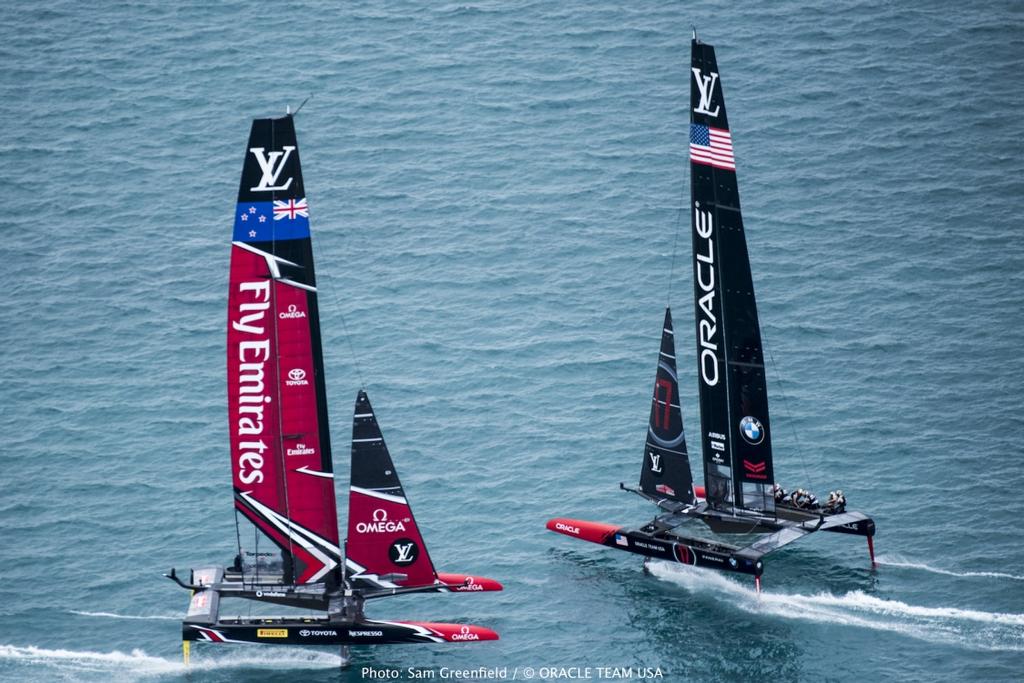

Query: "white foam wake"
(876, 555), (1024, 582)
(0, 643), (343, 677)
(646, 561), (1024, 652)
(70, 610), (180, 621)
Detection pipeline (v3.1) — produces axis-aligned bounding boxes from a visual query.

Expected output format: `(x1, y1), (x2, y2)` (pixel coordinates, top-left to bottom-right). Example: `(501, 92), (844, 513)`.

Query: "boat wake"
(875, 555), (1024, 582)
(646, 561), (1024, 652)
(0, 643), (343, 678)
(69, 610), (180, 621)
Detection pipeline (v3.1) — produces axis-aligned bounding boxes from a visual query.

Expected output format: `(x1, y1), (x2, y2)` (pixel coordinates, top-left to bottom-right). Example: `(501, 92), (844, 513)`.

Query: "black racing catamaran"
(167, 113), (500, 664)
(547, 34), (876, 590)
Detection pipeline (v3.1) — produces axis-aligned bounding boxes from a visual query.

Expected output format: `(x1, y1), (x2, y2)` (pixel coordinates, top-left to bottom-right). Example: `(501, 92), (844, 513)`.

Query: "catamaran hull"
(547, 518), (763, 577)
(698, 508), (875, 538)
(185, 619), (498, 645)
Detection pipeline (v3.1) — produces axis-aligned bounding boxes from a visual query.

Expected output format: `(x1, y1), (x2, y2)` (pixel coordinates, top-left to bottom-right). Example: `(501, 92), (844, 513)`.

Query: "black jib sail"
(690, 37), (775, 513)
(639, 308), (696, 505)
(345, 390), (440, 589)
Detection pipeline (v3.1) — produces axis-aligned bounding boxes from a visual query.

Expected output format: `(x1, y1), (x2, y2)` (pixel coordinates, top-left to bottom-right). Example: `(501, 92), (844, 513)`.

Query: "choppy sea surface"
(2, 1), (1023, 681)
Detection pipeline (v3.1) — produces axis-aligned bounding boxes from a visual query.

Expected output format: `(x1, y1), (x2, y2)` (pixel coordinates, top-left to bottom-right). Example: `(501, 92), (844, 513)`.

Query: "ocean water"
(2, 1), (1023, 681)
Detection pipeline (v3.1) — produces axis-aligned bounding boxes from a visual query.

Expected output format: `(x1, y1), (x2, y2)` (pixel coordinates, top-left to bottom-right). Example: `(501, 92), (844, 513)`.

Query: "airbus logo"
(249, 146), (295, 192)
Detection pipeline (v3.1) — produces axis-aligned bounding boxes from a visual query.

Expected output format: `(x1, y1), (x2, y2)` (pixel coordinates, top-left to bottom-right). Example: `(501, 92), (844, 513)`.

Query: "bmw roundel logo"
(739, 416), (765, 445)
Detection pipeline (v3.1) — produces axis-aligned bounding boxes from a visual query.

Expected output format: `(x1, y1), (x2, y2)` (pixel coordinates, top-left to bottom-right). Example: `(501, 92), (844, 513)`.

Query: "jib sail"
(639, 308), (696, 504)
(690, 38), (775, 513)
(345, 390), (440, 589)
(227, 115), (341, 584)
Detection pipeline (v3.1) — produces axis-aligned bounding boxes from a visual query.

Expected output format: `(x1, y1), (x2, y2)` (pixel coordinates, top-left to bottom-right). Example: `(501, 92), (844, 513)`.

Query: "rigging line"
(310, 228), (367, 391)
(233, 508), (243, 573)
(763, 336), (816, 494)
(292, 94), (313, 117)
(666, 181), (686, 306)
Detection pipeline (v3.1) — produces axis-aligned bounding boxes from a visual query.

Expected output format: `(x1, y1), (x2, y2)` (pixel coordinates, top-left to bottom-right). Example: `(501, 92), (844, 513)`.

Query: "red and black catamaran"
(547, 34), (876, 590)
(167, 114), (500, 663)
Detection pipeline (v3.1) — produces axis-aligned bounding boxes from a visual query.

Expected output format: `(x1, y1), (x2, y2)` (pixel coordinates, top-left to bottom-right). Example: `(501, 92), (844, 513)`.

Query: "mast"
(638, 308), (696, 504)
(689, 38), (775, 513)
(227, 115), (342, 584)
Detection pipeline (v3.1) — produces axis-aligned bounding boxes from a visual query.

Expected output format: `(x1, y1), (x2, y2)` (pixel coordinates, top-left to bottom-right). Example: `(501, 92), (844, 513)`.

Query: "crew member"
(773, 483), (787, 503)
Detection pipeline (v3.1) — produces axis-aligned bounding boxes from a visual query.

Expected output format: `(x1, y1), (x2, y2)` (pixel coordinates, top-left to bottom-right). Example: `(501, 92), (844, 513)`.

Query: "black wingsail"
(690, 38), (775, 513)
(639, 308), (696, 505)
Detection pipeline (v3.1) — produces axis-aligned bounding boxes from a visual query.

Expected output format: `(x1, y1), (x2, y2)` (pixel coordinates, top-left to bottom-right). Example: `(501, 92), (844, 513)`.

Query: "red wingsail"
(227, 116), (341, 585)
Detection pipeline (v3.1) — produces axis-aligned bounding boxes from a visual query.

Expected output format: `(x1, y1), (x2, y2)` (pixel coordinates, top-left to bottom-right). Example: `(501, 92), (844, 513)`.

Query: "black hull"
(185, 617), (496, 646)
(697, 506), (875, 538)
(546, 518), (763, 577)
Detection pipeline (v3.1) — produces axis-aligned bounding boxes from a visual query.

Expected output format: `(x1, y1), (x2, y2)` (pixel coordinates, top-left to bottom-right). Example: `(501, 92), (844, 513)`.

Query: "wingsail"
(345, 390), (439, 588)
(227, 115), (341, 585)
(345, 390), (503, 593)
(690, 38), (775, 513)
(638, 308), (696, 505)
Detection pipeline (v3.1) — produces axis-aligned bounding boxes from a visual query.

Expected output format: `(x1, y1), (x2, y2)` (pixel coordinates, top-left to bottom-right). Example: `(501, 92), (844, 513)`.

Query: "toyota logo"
(299, 629), (310, 637)
(288, 368), (306, 381)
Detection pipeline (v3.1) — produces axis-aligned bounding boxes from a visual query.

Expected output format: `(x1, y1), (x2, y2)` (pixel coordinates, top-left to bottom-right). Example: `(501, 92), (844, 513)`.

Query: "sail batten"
(690, 38), (775, 514)
(227, 115), (340, 585)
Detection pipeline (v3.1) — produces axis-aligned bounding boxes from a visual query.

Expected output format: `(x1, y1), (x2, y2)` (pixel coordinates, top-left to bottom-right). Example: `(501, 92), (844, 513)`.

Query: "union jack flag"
(690, 124), (735, 171)
(273, 197), (309, 220)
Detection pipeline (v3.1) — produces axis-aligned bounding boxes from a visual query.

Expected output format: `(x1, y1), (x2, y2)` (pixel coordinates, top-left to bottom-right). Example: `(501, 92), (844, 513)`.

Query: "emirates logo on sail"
(286, 443), (316, 456)
(232, 280), (273, 485)
(694, 202), (719, 387)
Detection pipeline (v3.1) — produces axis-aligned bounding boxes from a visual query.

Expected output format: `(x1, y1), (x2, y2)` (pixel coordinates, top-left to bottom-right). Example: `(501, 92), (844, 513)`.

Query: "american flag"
(690, 124), (735, 171)
(656, 484), (676, 496)
(615, 534), (629, 547)
(273, 197), (309, 220)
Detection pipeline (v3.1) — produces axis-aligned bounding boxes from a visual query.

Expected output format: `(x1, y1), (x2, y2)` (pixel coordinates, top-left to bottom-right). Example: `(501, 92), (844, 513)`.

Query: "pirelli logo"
(257, 628), (288, 638)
